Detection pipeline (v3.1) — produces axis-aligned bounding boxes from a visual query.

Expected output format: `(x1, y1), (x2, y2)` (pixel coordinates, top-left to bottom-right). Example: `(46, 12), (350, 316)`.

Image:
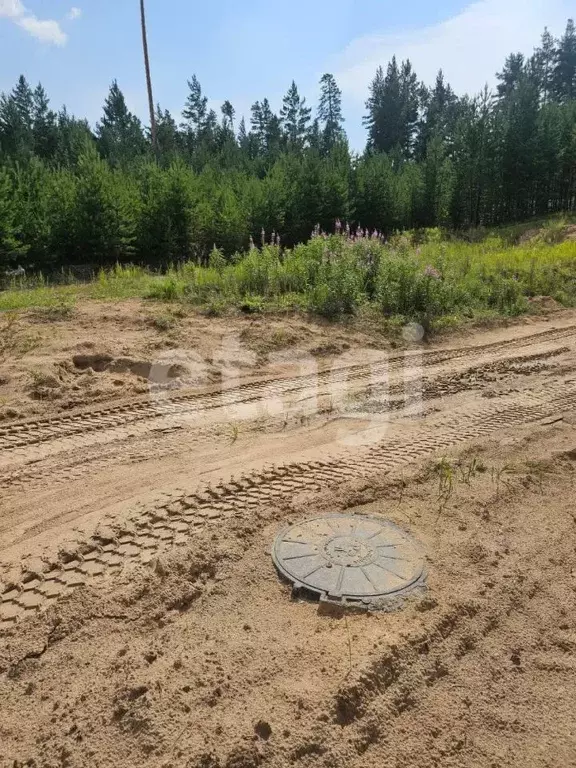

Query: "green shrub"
(308, 248), (364, 318)
(2, 224), (576, 329)
(146, 276), (183, 301)
(376, 257), (462, 320)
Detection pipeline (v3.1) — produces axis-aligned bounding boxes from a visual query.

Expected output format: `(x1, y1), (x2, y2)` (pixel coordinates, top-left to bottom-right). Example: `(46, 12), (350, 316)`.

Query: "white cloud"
(335, 0), (573, 101)
(0, 0), (68, 45)
(17, 15), (67, 45)
(67, 7), (81, 21)
(0, 0), (25, 17)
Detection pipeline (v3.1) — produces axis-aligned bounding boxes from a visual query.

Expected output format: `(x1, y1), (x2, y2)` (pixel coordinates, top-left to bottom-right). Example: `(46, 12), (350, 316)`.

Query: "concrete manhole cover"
(272, 514), (426, 608)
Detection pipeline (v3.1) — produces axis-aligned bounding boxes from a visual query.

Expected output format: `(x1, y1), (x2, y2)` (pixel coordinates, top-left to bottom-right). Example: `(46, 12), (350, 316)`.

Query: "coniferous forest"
(1, 20), (575, 272)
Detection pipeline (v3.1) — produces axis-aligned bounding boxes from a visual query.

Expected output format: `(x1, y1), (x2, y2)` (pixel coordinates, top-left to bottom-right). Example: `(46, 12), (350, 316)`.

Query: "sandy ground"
(1, 301), (575, 768)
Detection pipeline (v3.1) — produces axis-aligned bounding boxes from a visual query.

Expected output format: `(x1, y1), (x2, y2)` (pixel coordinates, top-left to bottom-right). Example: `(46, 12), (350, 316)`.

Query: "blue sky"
(0, 0), (573, 149)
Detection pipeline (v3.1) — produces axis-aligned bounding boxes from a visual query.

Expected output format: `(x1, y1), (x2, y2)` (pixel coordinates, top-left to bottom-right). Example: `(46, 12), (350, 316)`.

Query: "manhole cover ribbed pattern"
(272, 514), (425, 606)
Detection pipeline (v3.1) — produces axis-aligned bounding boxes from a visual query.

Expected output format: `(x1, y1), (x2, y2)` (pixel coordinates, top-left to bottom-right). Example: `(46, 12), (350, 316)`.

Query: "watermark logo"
(147, 324), (426, 446)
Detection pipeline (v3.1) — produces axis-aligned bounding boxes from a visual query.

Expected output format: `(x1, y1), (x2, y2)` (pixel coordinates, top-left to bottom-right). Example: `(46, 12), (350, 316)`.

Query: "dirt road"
(1, 307), (575, 767)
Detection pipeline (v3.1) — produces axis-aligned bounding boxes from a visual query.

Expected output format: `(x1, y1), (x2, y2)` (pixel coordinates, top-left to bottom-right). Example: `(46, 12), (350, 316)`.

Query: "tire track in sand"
(2, 380), (576, 627)
(1, 324), (574, 457)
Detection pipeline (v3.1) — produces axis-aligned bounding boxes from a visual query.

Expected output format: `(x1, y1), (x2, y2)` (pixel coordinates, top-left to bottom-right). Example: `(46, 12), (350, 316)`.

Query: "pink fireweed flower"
(423, 265), (441, 279)
(323, 247), (333, 264)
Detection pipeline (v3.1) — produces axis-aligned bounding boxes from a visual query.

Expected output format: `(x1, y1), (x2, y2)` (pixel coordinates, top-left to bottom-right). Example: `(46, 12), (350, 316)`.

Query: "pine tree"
(238, 115), (259, 161)
(364, 58), (419, 157)
(203, 109), (218, 140)
(12, 158), (56, 266)
(501, 77), (540, 219)
(399, 60), (419, 157)
(353, 153), (395, 232)
(96, 81), (146, 167)
(221, 101), (235, 132)
(74, 143), (136, 264)
(450, 88), (497, 227)
(182, 75), (208, 130)
(364, 63), (391, 153)
(32, 84), (58, 161)
(282, 152), (323, 244)
(318, 73), (345, 152)
(557, 101), (576, 210)
(55, 108), (94, 167)
(250, 99), (282, 159)
(136, 161), (196, 264)
(319, 143), (350, 231)
(155, 106), (181, 164)
(416, 70), (458, 159)
(237, 116), (252, 156)
(395, 162), (425, 228)
(250, 100), (266, 152)
(531, 28), (558, 103)
(0, 19), (576, 268)
(497, 53), (526, 99)
(554, 19), (576, 102)
(0, 95), (28, 159)
(214, 105), (238, 161)
(533, 102), (563, 214)
(164, 163), (196, 260)
(308, 118), (322, 152)
(280, 81), (311, 149)
(238, 117), (247, 144)
(265, 113), (283, 159)
(12, 76), (34, 132)
(0, 76), (34, 159)
(0, 166), (26, 267)
(423, 134), (454, 226)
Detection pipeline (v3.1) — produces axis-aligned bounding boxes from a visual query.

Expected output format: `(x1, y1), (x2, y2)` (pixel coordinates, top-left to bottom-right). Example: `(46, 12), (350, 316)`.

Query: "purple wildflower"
(423, 265), (441, 280)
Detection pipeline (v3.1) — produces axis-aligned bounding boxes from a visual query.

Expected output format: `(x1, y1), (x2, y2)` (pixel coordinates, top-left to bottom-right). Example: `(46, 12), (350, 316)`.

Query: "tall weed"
(2, 225), (576, 326)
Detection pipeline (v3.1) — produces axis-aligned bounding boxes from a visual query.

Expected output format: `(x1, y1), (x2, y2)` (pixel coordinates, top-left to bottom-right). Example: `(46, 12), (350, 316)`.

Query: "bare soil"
(1, 301), (575, 768)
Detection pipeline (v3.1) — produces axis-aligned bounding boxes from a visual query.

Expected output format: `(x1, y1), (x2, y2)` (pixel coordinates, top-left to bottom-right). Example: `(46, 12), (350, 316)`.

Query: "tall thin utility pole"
(140, 0), (158, 158)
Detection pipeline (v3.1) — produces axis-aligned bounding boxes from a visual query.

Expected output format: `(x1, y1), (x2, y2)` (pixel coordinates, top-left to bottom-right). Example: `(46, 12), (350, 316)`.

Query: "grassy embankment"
(1, 218), (575, 333)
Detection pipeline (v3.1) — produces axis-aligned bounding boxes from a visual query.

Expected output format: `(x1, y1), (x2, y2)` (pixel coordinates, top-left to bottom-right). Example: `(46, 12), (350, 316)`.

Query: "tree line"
(0, 19), (575, 272)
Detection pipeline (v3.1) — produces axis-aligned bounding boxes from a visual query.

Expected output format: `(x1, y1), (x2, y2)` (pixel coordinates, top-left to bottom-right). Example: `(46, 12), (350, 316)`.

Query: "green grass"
(1, 221), (576, 332)
(0, 265), (159, 310)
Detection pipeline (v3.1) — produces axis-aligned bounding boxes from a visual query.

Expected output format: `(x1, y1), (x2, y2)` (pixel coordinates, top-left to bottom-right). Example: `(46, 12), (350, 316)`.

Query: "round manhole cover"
(272, 514), (426, 607)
